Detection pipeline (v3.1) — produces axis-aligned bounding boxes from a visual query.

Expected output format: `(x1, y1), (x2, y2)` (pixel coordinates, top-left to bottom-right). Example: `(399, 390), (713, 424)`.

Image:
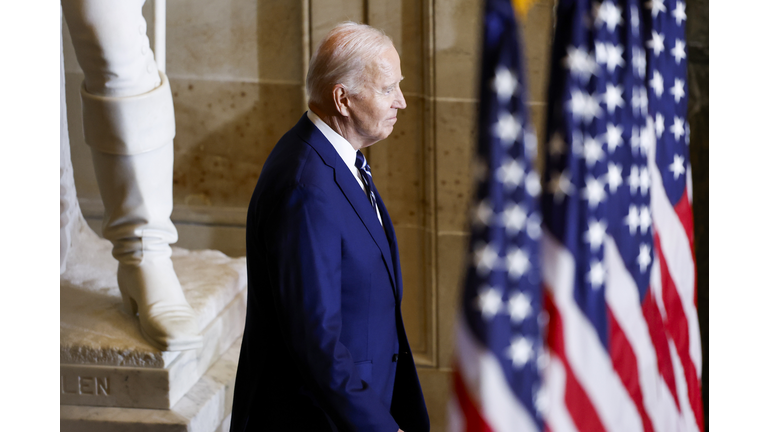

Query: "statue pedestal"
(60, 222), (247, 431)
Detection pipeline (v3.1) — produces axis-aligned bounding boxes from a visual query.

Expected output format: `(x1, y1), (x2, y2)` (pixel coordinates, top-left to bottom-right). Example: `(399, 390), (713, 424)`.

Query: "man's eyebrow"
(385, 77), (405, 89)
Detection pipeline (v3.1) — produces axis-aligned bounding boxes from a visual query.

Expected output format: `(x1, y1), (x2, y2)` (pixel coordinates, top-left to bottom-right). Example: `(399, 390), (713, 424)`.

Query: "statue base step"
(60, 337), (242, 432)
(60, 221), (247, 409)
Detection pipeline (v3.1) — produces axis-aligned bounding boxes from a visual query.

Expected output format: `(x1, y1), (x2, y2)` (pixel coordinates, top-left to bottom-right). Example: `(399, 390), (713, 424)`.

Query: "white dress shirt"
(307, 110), (383, 225)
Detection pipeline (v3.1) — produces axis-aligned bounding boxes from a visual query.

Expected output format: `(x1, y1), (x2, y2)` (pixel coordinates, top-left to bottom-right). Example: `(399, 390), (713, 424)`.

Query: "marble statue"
(60, 0), (201, 352)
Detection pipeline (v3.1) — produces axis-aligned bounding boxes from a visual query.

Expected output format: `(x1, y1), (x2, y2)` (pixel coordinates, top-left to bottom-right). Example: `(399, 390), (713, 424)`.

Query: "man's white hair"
(306, 22), (394, 106)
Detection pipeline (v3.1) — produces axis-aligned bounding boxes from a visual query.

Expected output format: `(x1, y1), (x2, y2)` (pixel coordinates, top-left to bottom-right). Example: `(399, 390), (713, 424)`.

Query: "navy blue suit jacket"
(230, 113), (430, 432)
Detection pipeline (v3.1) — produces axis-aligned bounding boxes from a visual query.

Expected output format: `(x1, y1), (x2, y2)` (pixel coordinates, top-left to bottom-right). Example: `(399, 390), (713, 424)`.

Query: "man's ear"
(332, 84), (351, 117)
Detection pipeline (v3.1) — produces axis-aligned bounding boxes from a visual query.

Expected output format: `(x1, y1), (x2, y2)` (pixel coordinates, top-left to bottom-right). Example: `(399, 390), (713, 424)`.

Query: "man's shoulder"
(251, 115), (337, 202)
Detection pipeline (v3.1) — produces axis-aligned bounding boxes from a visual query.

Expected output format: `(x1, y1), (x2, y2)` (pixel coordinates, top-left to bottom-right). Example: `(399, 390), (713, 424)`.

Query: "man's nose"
(393, 86), (406, 109)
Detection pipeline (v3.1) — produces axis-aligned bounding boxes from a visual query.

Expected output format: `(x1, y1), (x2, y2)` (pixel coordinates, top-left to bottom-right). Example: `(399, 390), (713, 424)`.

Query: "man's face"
(346, 45), (406, 148)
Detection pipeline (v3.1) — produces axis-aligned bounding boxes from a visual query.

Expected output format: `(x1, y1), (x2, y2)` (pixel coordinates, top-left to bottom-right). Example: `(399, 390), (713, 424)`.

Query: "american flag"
(540, 0), (703, 431)
(448, 0), (545, 431)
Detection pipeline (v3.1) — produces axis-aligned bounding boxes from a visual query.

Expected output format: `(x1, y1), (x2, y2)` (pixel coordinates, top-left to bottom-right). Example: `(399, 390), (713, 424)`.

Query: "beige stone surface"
(436, 233), (470, 369)
(170, 78), (305, 208)
(166, 0), (304, 83)
(396, 225), (431, 360)
(434, 0), (482, 100)
(309, 0), (364, 53)
(435, 99), (477, 233)
(520, 0), (555, 104)
(416, 367), (453, 432)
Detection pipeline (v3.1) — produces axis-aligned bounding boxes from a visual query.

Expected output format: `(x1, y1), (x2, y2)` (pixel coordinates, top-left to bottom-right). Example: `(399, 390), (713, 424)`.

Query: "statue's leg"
(61, 21), (81, 275)
(61, 0), (202, 351)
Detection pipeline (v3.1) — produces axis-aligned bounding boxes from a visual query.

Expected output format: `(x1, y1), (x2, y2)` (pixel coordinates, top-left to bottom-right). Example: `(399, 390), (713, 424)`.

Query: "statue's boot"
(80, 71), (202, 351)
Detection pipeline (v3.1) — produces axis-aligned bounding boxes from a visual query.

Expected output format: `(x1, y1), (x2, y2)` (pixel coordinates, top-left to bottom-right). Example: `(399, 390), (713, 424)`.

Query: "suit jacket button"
(392, 354), (399, 362)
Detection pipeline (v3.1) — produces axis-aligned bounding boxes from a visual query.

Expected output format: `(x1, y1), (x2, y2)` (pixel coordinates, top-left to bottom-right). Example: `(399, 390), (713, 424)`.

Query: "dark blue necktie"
(355, 150), (377, 211)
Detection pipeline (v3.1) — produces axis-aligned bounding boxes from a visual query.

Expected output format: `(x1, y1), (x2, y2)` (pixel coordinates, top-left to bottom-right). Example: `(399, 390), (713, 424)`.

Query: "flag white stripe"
(604, 236), (680, 432)
(669, 339), (700, 432)
(455, 317), (539, 432)
(543, 231), (644, 432)
(649, 142), (702, 375)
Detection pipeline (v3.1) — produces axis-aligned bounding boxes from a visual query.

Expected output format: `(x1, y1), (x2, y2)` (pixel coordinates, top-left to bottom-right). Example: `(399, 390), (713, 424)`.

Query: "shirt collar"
(307, 109), (357, 172)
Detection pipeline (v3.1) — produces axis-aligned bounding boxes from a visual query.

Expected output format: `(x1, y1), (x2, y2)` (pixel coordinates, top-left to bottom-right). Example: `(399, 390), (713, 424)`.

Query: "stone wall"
(63, 1), (707, 430)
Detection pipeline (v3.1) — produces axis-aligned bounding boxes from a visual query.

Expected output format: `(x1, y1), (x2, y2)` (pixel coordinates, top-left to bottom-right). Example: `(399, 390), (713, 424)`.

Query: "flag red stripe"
(544, 289), (608, 432)
(641, 290), (681, 411)
(607, 307), (656, 432)
(654, 233), (704, 431)
(452, 367), (494, 432)
(673, 190), (698, 306)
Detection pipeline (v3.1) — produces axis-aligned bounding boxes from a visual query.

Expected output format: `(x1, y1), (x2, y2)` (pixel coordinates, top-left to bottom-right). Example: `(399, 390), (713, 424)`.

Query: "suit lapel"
(294, 114), (397, 294)
(371, 182), (403, 302)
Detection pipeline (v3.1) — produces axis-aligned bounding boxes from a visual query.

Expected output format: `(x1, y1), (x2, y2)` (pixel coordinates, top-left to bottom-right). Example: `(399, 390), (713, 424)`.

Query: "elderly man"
(229, 22), (430, 432)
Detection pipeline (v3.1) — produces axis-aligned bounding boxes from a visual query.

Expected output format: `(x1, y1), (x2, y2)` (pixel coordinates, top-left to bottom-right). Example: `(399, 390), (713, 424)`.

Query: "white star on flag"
(494, 111), (523, 145)
(625, 205), (641, 235)
(605, 162), (623, 193)
(584, 219), (608, 251)
(648, 31), (665, 57)
(671, 117), (685, 141)
(500, 204), (528, 235)
(506, 247), (531, 279)
(605, 123), (624, 153)
(639, 206), (652, 234)
(669, 154), (686, 179)
(548, 169), (575, 203)
(655, 113), (666, 138)
(671, 39), (686, 64)
(632, 86), (648, 115)
(595, 42), (607, 65)
(605, 44), (626, 73)
(588, 260), (607, 289)
(493, 67), (518, 102)
(527, 213), (542, 239)
(595, 1), (623, 32)
(672, 1), (687, 25)
(582, 176), (607, 209)
(670, 78), (685, 103)
(526, 171), (542, 197)
(474, 242), (499, 275)
(496, 158), (526, 189)
(603, 83), (625, 114)
(472, 199), (494, 227)
(564, 46), (598, 82)
(632, 47), (646, 78)
(475, 286), (504, 320)
(507, 292), (532, 323)
(568, 89), (602, 123)
(640, 167), (650, 195)
(507, 336), (534, 367)
(647, 0), (667, 18)
(583, 135), (605, 168)
(637, 243), (652, 272)
(640, 116), (656, 155)
(650, 70), (664, 98)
